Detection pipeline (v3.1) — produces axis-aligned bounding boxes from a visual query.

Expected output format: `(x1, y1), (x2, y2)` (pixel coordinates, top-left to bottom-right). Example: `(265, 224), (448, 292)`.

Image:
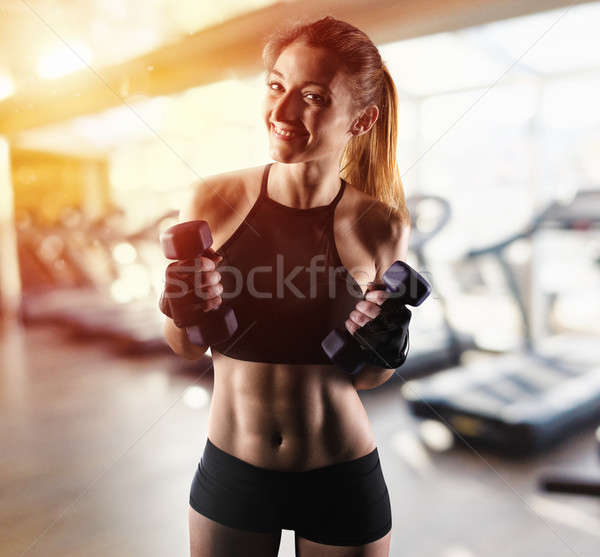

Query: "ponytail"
(339, 64), (409, 224)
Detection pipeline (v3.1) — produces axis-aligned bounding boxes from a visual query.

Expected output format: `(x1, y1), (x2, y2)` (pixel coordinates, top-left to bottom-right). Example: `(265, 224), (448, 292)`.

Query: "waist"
(207, 356), (376, 471)
(202, 436), (380, 478)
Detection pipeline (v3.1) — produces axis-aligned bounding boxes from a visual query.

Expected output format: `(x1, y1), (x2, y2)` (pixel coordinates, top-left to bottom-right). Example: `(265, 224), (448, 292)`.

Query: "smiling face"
(263, 40), (360, 165)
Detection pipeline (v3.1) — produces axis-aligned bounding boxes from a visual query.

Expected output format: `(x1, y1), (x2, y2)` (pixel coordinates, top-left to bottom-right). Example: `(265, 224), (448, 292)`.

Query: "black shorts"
(189, 438), (392, 547)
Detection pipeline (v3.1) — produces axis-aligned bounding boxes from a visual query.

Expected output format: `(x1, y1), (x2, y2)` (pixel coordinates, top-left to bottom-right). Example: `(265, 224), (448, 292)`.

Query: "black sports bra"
(210, 162), (364, 365)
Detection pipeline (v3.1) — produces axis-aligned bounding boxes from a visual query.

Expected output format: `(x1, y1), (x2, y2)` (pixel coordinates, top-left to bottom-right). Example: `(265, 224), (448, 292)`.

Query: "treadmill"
(402, 189), (600, 456)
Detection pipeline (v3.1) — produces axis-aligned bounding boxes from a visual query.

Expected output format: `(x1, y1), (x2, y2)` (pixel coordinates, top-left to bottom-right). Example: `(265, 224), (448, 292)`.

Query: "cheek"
(310, 111), (340, 134)
(313, 114), (349, 145)
(263, 97), (273, 115)
(263, 94), (278, 115)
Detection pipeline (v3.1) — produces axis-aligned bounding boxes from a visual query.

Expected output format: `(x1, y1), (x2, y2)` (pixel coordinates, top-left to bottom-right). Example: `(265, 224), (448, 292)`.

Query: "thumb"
(204, 247), (223, 264)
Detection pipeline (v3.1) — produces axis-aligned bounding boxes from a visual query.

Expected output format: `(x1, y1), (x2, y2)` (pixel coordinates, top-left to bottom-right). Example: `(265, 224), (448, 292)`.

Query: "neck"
(270, 158), (343, 209)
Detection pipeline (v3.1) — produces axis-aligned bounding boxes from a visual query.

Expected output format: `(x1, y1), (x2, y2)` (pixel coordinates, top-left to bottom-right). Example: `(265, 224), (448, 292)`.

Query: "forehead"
(271, 41), (348, 91)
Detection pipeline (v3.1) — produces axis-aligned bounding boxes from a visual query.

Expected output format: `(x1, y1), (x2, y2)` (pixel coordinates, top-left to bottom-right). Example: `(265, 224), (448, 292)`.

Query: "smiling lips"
(271, 123), (307, 141)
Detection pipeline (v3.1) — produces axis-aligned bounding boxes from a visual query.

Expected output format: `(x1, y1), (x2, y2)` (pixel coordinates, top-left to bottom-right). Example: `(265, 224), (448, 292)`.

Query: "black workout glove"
(353, 292), (411, 369)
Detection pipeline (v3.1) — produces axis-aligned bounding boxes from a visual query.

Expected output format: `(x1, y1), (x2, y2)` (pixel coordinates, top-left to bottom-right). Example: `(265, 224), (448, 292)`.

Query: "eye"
(305, 93), (325, 104)
(266, 81), (325, 105)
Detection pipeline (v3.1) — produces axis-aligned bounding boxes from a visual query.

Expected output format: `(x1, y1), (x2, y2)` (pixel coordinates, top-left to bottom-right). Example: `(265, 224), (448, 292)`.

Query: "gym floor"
(1, 324), (598, 557)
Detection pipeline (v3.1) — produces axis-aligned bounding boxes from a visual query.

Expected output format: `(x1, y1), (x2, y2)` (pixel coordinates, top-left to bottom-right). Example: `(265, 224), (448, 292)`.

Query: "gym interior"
(1, 1), (599, 555)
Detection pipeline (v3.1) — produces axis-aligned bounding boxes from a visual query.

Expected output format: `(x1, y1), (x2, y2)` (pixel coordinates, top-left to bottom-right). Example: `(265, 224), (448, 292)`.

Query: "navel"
(271, 431), (284, 447)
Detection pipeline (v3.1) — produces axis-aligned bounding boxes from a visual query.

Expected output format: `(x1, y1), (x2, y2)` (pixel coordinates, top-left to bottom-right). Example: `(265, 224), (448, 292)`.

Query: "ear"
(350, 105), (379, 136)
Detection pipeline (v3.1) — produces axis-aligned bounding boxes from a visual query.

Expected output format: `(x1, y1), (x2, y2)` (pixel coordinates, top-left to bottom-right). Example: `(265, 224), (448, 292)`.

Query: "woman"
(163, 16), (410, 557)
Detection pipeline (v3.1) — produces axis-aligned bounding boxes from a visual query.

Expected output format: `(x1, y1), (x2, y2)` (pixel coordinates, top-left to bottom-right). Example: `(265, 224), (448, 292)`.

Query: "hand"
(194, 248), (224, 312)
(344, 283), (390, 336)
(346, 282), (412, 370)
(160, 248), (224, 319)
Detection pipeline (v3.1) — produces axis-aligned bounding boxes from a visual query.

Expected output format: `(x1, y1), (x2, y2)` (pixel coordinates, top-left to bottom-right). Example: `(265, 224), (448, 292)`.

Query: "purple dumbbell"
(321, 260), (430, 374)
(160, 220), (237, 346)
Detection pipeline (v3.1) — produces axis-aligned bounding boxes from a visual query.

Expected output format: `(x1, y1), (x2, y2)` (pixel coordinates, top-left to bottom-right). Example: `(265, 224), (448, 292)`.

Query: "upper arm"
(373, 210), (411, 283)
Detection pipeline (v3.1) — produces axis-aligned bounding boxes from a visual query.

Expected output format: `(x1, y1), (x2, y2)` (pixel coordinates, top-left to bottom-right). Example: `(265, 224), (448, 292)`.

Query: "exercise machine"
(402, 190), (600, 456)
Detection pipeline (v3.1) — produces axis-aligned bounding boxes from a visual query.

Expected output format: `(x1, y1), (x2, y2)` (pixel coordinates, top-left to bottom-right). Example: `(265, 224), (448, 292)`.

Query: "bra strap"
(329, 178), (346, 210)
(259, 162), (273, 198)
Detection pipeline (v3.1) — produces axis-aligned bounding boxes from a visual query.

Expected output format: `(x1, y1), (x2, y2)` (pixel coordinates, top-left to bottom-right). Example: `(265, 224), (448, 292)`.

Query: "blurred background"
(1, 1), (599, 556)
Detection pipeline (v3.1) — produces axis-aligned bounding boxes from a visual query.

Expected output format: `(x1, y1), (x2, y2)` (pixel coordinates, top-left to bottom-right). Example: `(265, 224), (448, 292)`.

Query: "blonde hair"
(262, 15), (409, 224)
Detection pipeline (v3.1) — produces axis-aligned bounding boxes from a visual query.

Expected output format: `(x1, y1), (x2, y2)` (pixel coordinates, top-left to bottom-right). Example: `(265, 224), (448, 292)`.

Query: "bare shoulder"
(344, 185), (411, 282)
(178, 164), (265, 226)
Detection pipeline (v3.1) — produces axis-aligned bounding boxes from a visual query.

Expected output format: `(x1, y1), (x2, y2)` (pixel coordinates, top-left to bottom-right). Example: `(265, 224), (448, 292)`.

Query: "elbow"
(352, 366), (396, 391)
(163, 318), (208, 360)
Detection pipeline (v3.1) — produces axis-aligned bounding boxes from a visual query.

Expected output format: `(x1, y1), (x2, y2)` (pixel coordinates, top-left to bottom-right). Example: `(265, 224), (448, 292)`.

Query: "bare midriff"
(207, 352), (377, 471)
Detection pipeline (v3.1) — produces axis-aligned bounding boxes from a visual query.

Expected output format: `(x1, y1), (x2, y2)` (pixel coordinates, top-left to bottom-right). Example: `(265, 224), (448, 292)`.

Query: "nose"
(271, 90), (301, 123)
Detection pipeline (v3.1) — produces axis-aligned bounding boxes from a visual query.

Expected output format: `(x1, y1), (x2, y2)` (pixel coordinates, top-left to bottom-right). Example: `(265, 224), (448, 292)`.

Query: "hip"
(189, 436), (392, 545)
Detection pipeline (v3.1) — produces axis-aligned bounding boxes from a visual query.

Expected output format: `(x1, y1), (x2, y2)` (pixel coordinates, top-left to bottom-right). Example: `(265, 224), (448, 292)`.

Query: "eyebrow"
(268, 69), (332, 94)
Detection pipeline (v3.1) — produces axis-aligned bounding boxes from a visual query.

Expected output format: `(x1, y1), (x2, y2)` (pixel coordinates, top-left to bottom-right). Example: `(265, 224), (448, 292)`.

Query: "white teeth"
(273, 124), (296, 138)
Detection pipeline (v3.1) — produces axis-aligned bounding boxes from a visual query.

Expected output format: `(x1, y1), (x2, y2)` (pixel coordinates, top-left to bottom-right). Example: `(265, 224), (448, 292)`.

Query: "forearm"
(163, 317), (209, 360)
(351, 363), (396, 391)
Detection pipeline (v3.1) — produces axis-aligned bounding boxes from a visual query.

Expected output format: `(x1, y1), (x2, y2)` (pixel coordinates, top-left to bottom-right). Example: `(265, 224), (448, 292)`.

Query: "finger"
(356, 300), (382, 319)
(197, 256), (215, 271)
(364, 289), (390, 305)
(204, 247), (224, 264)
(195, 270), (221, 289)
(365, 282), (383, 293)
(349, 309), (372, 328)
(345, 318), (359, 335)
(202, 295), (222, 312)
(196, 283), (223, 300)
